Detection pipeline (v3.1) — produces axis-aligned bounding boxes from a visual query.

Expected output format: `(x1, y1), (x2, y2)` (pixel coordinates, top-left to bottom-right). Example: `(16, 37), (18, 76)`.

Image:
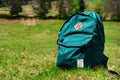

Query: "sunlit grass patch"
(0, 19), (120, 80)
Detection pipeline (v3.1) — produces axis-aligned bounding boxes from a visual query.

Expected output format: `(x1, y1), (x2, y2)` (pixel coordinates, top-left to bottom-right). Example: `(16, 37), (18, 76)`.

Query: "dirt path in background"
(21, 16), (36, 26)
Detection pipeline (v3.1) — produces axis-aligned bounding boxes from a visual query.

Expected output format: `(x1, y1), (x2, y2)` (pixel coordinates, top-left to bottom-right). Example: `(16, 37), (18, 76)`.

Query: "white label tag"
(77, 59), (84, 68)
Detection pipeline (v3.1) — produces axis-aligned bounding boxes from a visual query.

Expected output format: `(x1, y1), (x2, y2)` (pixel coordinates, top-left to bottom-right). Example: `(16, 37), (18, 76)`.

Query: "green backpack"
(56, 12), (108, 69)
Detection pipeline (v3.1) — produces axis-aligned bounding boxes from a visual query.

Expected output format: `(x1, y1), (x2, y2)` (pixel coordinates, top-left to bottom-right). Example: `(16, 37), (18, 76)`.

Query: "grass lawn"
(0, 19), (120, 80)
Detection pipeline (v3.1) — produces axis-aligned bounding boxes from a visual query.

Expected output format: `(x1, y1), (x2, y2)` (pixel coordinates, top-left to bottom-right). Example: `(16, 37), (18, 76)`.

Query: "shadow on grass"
(0, 14), (64, 20)
(0, 14), (27, 19)
(35, 66), (120, 79)
(36, 67), (93, 79)
(37, 67), (62, 78)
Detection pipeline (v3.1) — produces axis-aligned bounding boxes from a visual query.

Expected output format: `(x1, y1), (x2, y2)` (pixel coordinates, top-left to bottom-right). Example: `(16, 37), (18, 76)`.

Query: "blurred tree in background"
(58, 0), (70, 19)
(69, 0), (85, 16)
(105, 0), (120, 21)
(86, 0), (107, 19)
(31, 0), (85, 19)
(31, 0), (51, 19)
(10, 0), (22, 16)
(86, 0), (120, 21)
(0, 0), (119, 20)
(58, 0), (85, 19)
(0, 0), (28, 16)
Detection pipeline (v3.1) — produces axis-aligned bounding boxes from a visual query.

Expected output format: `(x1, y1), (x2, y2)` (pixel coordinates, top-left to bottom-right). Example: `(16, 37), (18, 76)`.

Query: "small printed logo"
(74, 22), (83, 30)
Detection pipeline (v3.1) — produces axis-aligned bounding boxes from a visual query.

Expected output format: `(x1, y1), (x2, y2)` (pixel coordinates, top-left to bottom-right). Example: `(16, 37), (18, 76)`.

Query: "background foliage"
(0, 0), (120, 20)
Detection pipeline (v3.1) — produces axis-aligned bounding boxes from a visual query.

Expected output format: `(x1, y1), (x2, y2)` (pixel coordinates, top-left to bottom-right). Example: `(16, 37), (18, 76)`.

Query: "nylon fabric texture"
(56, 12), (108, 69)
